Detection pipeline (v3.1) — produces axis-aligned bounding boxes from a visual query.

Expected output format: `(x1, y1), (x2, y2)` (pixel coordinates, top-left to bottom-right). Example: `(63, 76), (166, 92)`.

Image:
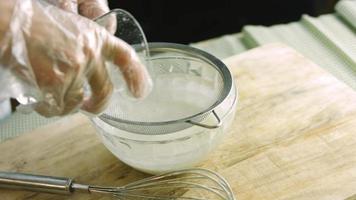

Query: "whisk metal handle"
(0, 172), (74, 194)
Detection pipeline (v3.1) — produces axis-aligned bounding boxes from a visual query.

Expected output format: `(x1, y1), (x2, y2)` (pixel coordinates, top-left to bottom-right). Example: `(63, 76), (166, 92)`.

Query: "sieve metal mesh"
(97, 43), (232, 135)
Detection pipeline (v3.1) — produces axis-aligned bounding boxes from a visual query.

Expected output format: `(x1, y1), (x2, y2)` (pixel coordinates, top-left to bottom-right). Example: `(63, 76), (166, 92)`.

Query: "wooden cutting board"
(1, 43), (356, 200)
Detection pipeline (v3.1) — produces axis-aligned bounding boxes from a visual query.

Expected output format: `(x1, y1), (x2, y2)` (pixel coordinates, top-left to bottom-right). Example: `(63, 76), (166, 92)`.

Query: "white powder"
(106, 73), (222, 122)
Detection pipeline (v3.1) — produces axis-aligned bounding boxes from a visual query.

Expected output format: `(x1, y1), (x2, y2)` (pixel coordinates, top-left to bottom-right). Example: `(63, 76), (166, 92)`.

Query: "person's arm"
(0, 1), (15, 43)
(0, 0), (151, 117)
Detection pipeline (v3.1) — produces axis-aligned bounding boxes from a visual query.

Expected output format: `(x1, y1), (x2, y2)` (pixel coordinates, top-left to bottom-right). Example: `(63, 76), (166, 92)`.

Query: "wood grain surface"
(1, 43), (356, 200)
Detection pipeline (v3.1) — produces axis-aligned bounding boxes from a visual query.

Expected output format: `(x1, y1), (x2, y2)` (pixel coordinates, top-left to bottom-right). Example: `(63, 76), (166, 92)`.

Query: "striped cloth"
(193, 0), (356, 90)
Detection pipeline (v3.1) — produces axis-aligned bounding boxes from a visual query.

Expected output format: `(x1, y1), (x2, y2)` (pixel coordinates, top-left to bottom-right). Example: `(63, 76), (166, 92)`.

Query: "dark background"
(108, 0), (339, 44)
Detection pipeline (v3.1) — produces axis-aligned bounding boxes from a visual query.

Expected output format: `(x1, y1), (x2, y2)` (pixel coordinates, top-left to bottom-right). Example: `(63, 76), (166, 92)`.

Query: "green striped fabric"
(336, 0), (356, 29)
(194, 0), (356, 90)
(242, 12), (356, 90)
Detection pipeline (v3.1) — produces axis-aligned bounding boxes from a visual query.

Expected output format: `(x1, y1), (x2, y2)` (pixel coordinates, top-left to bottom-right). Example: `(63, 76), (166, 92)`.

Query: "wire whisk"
(0, 168), (235, 200)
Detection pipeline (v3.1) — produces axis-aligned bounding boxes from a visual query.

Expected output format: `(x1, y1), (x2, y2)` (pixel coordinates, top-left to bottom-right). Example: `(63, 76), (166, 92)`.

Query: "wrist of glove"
(0, 0), (152, 117)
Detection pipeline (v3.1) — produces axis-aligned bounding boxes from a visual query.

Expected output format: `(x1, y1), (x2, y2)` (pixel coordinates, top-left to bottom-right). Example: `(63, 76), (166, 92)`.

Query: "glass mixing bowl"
(91, 43), (238, 174)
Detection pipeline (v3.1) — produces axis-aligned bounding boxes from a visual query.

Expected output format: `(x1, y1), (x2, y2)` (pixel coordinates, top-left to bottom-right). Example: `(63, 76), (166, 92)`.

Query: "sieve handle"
(186, 110), (222, 129)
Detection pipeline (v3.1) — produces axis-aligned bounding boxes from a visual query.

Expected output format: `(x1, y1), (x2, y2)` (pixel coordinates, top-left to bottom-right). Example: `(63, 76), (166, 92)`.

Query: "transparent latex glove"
(0, 0), (152, 117)
(45, 0), (116, 34)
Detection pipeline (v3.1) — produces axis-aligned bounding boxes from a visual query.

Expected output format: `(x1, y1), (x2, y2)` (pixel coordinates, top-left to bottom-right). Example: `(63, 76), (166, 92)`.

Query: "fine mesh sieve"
(98, 43), (233, 135)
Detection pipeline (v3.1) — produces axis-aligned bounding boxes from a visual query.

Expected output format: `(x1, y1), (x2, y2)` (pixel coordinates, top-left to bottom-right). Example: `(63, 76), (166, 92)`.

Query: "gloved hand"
(45, 0), (116, 33)
(0, 0), (152, 117)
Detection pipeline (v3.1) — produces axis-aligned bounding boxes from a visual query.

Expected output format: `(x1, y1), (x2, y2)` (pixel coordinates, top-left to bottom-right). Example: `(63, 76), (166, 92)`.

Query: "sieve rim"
(98, 42), (233, 127)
